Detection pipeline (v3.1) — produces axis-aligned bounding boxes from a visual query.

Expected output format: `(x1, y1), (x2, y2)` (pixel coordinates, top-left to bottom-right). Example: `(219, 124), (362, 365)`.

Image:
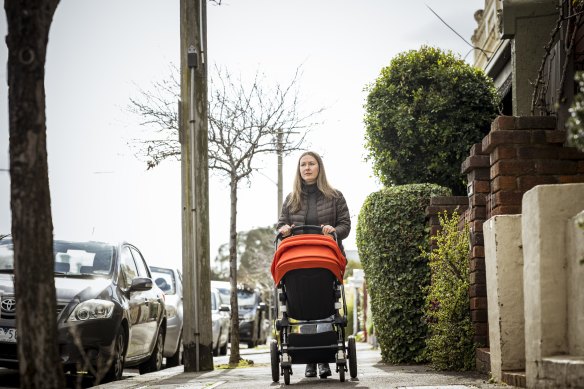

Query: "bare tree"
(5, 0), (65, 388)
(128, 65), (323, 363)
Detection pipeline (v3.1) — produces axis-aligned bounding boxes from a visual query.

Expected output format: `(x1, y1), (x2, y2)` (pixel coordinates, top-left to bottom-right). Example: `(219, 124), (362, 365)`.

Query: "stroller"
(270, 225), (358, 385)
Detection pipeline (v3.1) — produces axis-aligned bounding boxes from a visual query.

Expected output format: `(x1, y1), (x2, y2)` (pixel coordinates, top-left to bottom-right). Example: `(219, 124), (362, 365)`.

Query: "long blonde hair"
(288, 151), (339, 213)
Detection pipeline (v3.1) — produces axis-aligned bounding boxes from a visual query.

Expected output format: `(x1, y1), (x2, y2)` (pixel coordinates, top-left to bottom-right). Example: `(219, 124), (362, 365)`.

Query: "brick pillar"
(461, 142), (491, 347)
(482, 116), (584, 217)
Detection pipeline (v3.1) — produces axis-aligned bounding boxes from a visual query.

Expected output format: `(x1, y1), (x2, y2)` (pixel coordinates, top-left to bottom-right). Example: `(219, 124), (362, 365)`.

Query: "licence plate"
(0, 327), (17, 343)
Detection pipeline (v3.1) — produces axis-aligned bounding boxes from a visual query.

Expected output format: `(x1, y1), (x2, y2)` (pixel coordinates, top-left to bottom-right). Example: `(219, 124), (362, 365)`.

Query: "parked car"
(150, 266), (183, 367)
(211, 288), (230, 356)
(237, 285), (268, 348)
(0, 237), (166, 382)
(211, 280), (231, 306)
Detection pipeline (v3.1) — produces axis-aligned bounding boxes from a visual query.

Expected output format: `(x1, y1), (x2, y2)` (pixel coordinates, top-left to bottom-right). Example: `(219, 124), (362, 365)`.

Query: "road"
(0, 343), (266, 389)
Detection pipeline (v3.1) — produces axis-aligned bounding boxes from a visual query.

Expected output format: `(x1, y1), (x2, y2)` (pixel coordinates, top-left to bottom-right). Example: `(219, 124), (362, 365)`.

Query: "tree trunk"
(5, 0), (64, 388)
(228, 176), (241, 364)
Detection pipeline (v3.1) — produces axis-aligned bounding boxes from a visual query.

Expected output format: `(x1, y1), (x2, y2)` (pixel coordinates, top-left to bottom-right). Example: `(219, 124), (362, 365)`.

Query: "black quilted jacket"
(277, 189), (351, 255)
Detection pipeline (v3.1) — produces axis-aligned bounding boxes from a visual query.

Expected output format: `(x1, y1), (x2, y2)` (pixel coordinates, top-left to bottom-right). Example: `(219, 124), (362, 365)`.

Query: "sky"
(0, 0), (485, 271)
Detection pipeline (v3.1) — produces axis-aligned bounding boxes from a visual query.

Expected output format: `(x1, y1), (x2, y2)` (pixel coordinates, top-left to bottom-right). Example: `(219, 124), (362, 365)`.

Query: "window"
(120, 246), (138, 289)
(130, 247), (150, 278)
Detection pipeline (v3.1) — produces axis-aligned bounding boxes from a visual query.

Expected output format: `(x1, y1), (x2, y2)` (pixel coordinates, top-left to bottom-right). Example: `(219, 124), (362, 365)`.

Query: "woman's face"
(299, 154), (319, 184)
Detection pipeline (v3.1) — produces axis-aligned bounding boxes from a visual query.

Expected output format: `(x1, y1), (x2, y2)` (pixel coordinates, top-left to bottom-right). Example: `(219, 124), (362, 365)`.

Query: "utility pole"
(180, 0), (213, 372)
(277, 128), (283, 219)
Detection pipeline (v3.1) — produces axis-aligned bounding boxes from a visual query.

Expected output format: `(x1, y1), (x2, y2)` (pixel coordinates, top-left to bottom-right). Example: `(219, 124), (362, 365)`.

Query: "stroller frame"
(270, 225), (358, 385)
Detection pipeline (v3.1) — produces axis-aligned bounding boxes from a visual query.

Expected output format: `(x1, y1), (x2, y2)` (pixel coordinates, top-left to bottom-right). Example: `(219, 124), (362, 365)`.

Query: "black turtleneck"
(305, 183), (318, 226)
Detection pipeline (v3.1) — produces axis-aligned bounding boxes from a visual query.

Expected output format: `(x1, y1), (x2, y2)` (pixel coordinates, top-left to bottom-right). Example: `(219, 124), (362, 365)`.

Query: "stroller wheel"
(270, 340), (279, 382)
(338, 364), (345, 382)
(348, 336), (358, 378)
(283, 366), (291, 385)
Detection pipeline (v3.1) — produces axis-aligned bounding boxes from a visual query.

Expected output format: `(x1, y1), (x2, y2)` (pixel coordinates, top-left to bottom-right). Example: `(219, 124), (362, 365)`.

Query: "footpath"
(94, 342), (510, 389)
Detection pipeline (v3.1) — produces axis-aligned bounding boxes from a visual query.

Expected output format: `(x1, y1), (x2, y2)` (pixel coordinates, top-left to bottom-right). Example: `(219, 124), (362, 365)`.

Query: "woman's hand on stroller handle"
(278, 224), (295, 237)
(275, 224), (337, 243)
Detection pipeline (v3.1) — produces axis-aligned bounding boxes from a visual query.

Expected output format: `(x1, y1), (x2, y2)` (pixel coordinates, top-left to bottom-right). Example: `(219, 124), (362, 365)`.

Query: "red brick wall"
(460, 115), (584, 348)
(483, 116), (584, 218)
(426, 115), (584, 349)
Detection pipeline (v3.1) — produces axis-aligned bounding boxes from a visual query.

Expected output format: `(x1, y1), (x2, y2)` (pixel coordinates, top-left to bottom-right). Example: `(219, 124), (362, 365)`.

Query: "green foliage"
(345, 289), (355, 337)
(567, 71), (584, 153)
(364, 46), (499, 195)
(422, 211), (475, 370)
(212, 226), (276, 287)
(356, 183), (451, 363)
(344, 259), (362, 282)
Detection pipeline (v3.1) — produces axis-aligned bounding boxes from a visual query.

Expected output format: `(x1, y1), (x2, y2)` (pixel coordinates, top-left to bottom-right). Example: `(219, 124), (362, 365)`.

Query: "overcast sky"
(0, 0), (484, 270)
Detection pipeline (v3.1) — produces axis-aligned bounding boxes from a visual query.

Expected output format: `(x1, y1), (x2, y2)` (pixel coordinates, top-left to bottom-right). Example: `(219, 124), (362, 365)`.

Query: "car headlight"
(243, 312), (255, 321)
(166, 305), (177, 318)
(68, 299), (114, 322)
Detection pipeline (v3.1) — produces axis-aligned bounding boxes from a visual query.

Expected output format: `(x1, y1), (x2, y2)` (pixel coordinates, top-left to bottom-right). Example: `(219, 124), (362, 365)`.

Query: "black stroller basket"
(270, 225), (358, 385)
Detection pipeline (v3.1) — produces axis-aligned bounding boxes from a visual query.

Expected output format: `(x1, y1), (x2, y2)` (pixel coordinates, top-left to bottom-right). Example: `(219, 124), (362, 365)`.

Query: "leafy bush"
(356, 183), (451, 363)
(422, 211), (475, 370)
(364, 46), (499, 195)
(567, 72), (584, 153)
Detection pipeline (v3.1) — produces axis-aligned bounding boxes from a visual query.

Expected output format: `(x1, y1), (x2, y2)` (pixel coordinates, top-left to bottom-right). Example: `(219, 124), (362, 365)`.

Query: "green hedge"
(356, 183), (450, 363)
(364, 46), (498, 195)
(422, 211), (475, 370)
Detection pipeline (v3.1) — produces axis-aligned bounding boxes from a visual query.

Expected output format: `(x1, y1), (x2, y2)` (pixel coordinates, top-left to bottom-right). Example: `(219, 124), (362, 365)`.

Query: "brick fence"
(426, 115), (584, 350)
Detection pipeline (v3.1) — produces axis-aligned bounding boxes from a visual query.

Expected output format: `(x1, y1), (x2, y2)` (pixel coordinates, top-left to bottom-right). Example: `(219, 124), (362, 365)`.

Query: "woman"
(277, 151), (351, 378)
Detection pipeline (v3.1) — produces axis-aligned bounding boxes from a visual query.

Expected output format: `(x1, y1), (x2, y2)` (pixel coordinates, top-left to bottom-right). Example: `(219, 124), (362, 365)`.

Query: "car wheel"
(103, 328), (126, 382)
(166, 333), (182, 368)
(219, 340), (228, 356)
(213, 338), (220, 357)
(139, 329), (164, 374)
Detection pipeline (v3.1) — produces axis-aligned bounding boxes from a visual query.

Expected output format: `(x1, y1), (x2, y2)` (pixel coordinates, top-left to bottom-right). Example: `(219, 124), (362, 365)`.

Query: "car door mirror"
(129, 277), (153, 292)
(219, 304), (230, 313)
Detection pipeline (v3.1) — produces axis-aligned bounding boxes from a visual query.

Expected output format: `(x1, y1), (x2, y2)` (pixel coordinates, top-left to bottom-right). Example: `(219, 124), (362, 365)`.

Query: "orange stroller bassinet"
(269, 225), (358, 385)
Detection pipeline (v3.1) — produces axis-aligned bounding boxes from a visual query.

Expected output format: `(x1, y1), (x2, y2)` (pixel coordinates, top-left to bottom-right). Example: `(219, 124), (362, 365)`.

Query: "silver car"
(150, 266), (183, 367)
(211, 287), (230, 356)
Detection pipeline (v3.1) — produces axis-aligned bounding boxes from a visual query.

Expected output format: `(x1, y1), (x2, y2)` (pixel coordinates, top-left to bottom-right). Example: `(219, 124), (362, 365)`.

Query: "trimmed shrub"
(356, 183), (451, 363)
(422, 211), (475, 370)
(364, 46), (499, 195)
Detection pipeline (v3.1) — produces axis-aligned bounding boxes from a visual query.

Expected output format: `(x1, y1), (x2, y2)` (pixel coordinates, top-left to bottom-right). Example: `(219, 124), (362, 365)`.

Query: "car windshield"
(0, 237), (114, 277)
(237, 290), (257, 308)
(150, 267), (176, 294)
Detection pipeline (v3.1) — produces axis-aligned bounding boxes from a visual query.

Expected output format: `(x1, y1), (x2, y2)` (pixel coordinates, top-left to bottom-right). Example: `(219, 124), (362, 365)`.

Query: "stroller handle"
(275, 224), (338, 244)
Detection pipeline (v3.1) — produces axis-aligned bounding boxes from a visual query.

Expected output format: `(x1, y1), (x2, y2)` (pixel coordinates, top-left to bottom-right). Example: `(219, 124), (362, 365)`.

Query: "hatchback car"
(0, 237), (166, 383)
(149, 266), (183, 367)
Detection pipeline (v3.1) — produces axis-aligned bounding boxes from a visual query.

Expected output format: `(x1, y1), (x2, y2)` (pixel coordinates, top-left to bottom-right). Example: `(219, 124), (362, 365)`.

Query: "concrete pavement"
(94, 342), (511, 389)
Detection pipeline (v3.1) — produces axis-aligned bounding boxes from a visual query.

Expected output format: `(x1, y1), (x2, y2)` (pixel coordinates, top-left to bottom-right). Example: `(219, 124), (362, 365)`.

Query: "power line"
(425, 4), (492, 61)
